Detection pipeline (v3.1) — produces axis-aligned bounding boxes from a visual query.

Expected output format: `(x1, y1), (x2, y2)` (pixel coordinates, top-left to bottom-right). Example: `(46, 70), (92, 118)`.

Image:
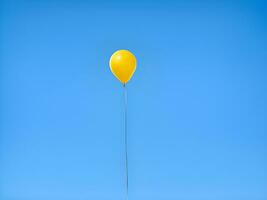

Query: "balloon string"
(123, 83), (129, 200)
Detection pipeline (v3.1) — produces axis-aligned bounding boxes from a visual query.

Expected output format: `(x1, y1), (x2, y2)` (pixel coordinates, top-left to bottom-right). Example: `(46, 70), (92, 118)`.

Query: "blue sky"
(1, 0), (267, 199)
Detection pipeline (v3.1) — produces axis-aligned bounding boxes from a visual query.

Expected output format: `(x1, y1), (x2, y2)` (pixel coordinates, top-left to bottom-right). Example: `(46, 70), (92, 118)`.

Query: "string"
(123, 83), (129, 200)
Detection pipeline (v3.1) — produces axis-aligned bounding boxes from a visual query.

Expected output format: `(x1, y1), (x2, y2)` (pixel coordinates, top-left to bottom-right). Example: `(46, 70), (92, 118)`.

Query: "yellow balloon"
(109, 50), (137, 84)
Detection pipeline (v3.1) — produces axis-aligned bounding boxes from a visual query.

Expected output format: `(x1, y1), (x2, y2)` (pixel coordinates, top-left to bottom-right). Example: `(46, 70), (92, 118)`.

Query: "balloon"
(109, 50), (137, 84)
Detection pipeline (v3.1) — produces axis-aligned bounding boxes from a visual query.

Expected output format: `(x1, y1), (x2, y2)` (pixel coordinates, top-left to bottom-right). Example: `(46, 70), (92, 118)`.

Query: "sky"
(0, 0), (267, 199)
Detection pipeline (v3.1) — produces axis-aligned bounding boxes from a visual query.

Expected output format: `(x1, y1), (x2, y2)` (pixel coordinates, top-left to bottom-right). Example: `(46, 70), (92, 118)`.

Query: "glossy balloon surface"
(109, 50), (137, 84)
